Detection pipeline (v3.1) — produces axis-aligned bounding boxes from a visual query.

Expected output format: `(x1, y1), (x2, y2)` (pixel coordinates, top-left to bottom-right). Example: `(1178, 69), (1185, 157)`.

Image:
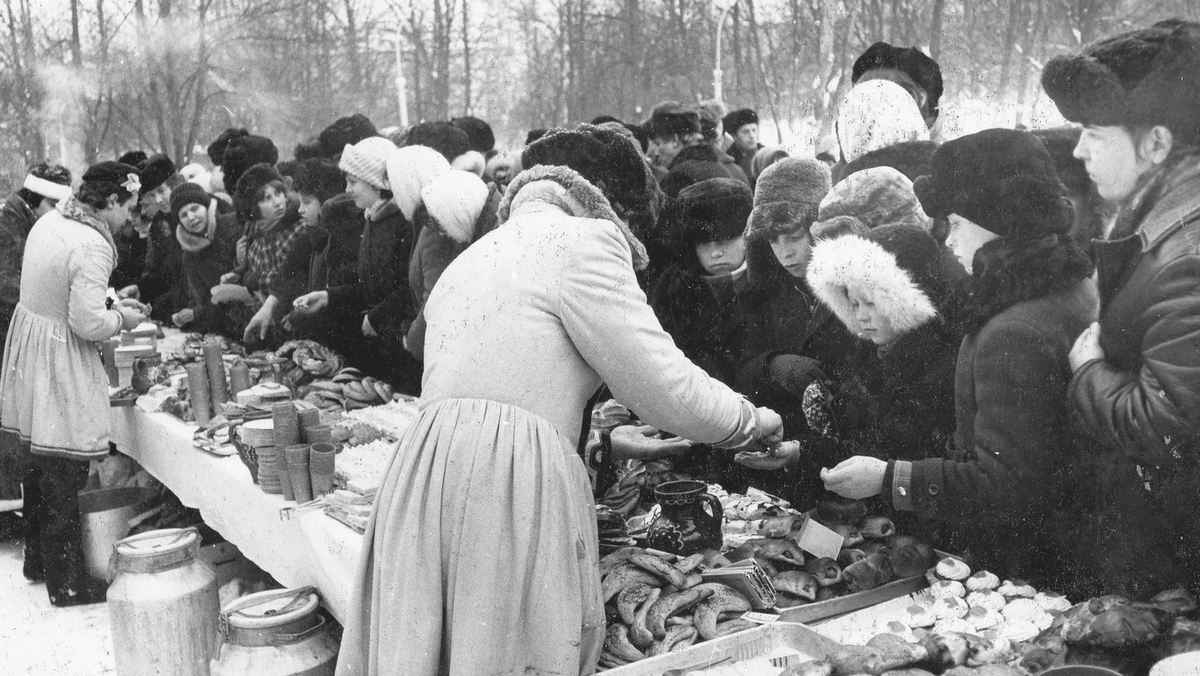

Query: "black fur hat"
(1043, 19), (1200, 146)
(318, 114), (379, 159)
(852, 42), (943, 118)
(222, 135), (279, 194)
(117, 150), (148, 167)
(292, 158), (346, 205)
(521, 123), (653, 217)
(913, 129), (1072, 238)
(676, 178), (753, 245)
(233, 163), (285, 222)
(405, 121), (471, 162)
(206, 128), (249, 165)
(451, 116), (496, 154)
(138, 154), (177, 194)
(645, 102), (701, 139)
(723, 108), (759, 135)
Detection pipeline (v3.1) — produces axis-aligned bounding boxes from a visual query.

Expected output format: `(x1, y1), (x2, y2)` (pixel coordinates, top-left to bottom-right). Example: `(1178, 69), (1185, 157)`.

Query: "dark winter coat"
(729, 142), (764, 189)
(137, 211), (188, 322)
(235, 200), (306, 298)
(890, 279), (1098, 587)
(0, 193), (37, 335)
(1069, 160), (1200, 597)
(180, 211), (242, 335)
(735, 240), (862, 501)
(109, 226), (148, 294)
(649, 259), (749, 387)
(271, 193), (364, 307)
(662, 145), (749, 199)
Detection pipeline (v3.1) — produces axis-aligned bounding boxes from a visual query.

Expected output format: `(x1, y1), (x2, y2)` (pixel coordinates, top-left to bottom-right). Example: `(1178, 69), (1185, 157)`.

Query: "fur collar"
(807, 234), (938, 336)
(499, 165), (649, 270)
(175, 199), (221, 253)
(57, 196), (117, 259)
(1110, 152), (1200, 250)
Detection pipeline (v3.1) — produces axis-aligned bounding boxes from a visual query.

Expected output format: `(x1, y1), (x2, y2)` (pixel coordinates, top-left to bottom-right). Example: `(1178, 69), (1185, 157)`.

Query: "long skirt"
(335, 397), (604, 676)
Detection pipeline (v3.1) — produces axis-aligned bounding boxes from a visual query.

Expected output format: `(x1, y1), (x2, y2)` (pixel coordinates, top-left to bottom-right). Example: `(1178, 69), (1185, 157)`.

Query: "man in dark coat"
(723, 108), (764, 189)
(645, 102), (747, 198)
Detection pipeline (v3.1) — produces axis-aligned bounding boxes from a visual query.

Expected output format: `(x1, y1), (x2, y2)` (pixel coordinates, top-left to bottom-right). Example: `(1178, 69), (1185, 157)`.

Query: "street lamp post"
(713, 0), (740, 102)
(394, 34), (409, 129)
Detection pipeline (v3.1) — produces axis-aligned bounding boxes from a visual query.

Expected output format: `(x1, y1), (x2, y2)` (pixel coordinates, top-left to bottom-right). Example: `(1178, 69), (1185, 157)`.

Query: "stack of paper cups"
(203, 341), (229, 406)
(272, 402), (300, 448)
(285, 444), (312, 502)
(256, 447), (282, 494)
(184, 362), (212, 426)
(297, 408), (321, 441)
(304, 425), (332, 444)
(308, 443), (337, 498)
(229, 361), (252, 397)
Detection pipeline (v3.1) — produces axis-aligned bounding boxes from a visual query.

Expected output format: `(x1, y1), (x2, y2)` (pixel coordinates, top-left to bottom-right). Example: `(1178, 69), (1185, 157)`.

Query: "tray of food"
(603, 620), (838, 675)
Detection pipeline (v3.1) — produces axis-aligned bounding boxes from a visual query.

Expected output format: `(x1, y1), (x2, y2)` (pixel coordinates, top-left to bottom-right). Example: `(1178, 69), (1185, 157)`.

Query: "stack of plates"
(240, 419), (276, 448)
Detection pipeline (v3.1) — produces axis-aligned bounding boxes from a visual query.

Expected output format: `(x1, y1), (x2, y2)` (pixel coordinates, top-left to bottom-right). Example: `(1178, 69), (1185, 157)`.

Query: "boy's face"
(694, 235), (746, 275)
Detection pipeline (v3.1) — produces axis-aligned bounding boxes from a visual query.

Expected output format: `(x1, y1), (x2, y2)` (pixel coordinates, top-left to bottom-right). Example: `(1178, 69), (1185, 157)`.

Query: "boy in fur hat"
(735, 158), (861, 501)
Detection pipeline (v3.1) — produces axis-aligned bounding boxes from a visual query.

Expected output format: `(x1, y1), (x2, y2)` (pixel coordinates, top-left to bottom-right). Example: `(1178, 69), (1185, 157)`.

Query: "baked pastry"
(933, 618), (977, 635)
(1001, 620), (1040, 642)
(931, 580), (967, 599)
(1034, 591), (1071, 613)
(997, 579), (1036, 598)
(875, 619), (916, 642)
(967, 605), (1001, 630)
(966, 570), (1001, 592)
(933, 596), (970, 620)
(936, 557), (972, 581)
(904, 603), (937, 628)
(1002, 598), (1042, 622)
(967, 591), (1007, 613)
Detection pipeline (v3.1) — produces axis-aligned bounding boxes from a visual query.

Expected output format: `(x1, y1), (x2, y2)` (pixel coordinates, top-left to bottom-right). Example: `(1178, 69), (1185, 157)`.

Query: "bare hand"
(362, 314), (378, 337)
(1070, 322), (1105, 371)
(608, 425), (694, 462)
(117, 285), (140, 300)
(734, 440), (801, 471)
(755, 407), (784, 445)
(243, 304), (275, 343)
(292, 291), (329, 315)
(821, 456), (888, 499)
(116, 305), (146, 331)
(171, 308), (195, 328)
(219, 272), (240, 285)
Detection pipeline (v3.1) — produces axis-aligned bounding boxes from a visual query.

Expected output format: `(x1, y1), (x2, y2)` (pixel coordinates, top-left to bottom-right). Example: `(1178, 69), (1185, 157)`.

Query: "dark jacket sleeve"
(365, 222), (417, 342)
(1069, 254), (1200, 462)
(136, 217), (175, 301)
(904, 320), (1070, 523)
(270, 227), (321, 306)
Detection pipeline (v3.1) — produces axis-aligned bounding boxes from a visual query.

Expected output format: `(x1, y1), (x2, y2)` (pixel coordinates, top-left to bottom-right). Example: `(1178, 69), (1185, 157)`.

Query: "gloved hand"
(768, 354), (827, 399)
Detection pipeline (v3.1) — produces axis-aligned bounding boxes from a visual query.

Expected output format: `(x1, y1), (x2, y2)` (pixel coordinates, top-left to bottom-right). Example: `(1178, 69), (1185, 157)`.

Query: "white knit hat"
(386, 145), (450, 221)
(339, 136), (397, 190)
(837, 80), (929, 163)
(423, 170), (490, 244)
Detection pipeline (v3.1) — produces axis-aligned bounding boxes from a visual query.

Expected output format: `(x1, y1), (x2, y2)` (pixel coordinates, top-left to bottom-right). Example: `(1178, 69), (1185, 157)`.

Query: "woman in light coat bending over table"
(335, 125), (784, 676)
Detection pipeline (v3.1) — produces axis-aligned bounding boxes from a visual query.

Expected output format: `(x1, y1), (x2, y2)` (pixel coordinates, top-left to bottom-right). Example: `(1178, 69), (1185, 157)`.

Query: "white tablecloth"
(108, 406), (364, 623)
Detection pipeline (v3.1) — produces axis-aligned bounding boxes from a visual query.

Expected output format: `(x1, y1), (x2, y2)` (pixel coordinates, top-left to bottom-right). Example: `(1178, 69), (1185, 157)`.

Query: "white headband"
(22, 174), (72, 202)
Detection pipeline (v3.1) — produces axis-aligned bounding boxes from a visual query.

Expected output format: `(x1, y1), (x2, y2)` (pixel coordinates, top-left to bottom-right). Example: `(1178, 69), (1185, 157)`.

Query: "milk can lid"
(115, 527), (200, 559)
(222, 587), (320, 629)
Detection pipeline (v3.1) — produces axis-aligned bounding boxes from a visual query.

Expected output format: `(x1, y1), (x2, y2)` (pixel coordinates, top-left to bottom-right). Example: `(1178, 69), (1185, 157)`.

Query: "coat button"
(928, 484), (941, 496)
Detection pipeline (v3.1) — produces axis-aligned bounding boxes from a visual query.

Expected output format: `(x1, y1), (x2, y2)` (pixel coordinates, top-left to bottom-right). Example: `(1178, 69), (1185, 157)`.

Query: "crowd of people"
(1, 16), (1199, 676)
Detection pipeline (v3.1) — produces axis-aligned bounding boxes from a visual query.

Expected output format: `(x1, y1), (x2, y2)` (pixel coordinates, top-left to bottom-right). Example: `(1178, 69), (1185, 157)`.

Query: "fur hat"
(744, 158), (831, 240)
(645, 102), (701, 139)
(521, 123), (653, 218)
(319, 114), (379, 159)
(676, 178), (753, 245)
(723, 108), (759, 135)
(852, 42), (944, 118)
(807, 223), (948, 336)
(292, 158), (346, 204)
(913, 129), (1071, 238)
(339, 136), (398, 191)
(233, 163), (285, 222)
(451, 116), (496, 154)
(840, 140), (937, 184)
(206, 128), (249, 165)
(222, 135), (279, 193)
(1042, 19), (1200, 146)
(138, 154), (177, 194)
(422, 170), (491, 244)
(117, 150), (148, 167)
(170, 181), (210, 217)
(526, 128), (549, 146)
(405, 121), (471, 162)
(838, 81), (929, 163)
(812, 167), (930, 240)
(386, 145), (451, 221)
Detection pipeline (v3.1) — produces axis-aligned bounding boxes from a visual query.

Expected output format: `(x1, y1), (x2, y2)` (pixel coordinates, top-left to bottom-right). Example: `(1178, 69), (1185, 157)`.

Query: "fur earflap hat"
(451, 116), (496, 154)
(170, 181), (210, 217)
(744, 158), (831, 240)
(807, 223), (950, 336)
(386, 145), (450, 221)
(838, 81), (930, 164)
(292, 158), (346, 205)
(405, 121), (471, 163)
(676, 178), (753, 245)
(723, 108), (759, 135)
(1042, 19), (1200, 146)
(139, 154), (177, 195)
(852, 42), (944, 119)
(812, 167), (930, 240)
(319, 114), (379, 160)
(913, 129), (1071, 238)
(233, 163), (285, 222)
(222, 135), (279, 194)
(644, 102), (701, 139)
(521, 123), (653, 218)
(422, 170), (491, 244)
(339, 136), (398, 191)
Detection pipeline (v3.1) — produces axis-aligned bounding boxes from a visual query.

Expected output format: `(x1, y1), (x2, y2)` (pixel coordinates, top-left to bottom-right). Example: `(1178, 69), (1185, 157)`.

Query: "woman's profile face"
(345, 174), (381, 210)
(945, 214), (999, 274)
(1073, 125), (1155, 202)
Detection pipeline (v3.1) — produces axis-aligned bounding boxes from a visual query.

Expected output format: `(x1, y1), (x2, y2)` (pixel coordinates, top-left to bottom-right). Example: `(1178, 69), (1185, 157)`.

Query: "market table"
(108, 405), (365, 624)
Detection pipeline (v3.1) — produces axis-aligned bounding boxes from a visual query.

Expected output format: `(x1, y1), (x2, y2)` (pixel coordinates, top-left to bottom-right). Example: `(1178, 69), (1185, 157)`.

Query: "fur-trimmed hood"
(386, 145), (451, 221)
(499, 164), (650, 270)
(807, 231), (938, 336)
